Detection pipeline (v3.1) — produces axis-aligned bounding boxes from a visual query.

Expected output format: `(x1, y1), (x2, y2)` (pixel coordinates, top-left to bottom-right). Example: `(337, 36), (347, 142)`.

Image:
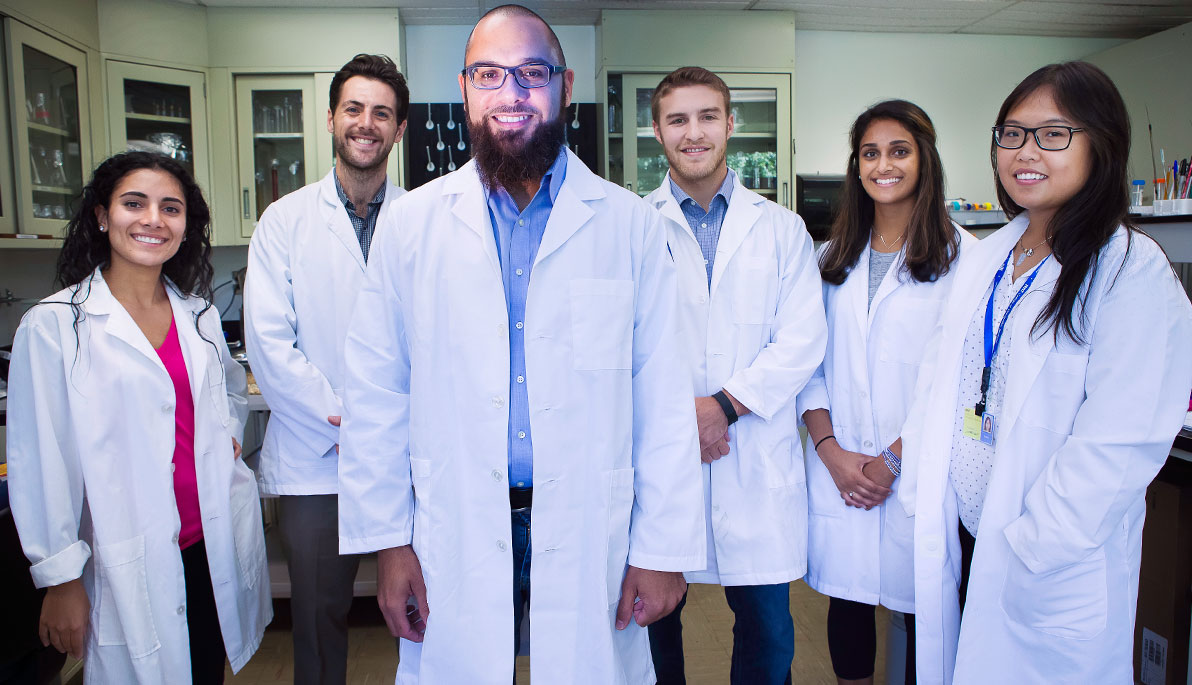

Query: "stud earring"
(99, 224), (106, 232)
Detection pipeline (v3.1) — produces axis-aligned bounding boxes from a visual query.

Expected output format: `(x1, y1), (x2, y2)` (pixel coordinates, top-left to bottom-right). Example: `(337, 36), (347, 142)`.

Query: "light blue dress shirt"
(486, 148), (568, 488)
(668, 168), (736, 285)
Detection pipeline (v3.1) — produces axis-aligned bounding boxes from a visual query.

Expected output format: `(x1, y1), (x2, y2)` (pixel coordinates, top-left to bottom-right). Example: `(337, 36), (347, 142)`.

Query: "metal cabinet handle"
(782, 182), (789, 209)
(242, 188), (250, 219)
(626, 182), (633, 192)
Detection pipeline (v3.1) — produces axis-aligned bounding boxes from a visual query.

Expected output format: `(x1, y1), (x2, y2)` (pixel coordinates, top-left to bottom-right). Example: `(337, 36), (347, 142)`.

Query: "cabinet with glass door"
(607, 72), (792, 209)
(107, 61), (210, 197)
(235, 74), (319, 239)
(4, 19), (91, 241)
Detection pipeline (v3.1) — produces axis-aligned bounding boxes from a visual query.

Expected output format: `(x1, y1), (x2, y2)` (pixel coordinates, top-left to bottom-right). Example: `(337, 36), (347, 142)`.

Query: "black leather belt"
(509, 487), (533, 510)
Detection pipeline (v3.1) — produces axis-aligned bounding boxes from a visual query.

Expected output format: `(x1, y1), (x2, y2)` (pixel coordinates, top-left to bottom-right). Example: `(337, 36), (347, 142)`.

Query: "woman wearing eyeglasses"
(903, 61), (1192, 684)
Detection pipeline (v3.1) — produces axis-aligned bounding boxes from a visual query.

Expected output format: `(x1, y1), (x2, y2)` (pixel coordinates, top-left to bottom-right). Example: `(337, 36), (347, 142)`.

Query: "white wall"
(1087, 22), (1192, 201)
(794, 31), (1123, 202)
(403, 24), (597, 103)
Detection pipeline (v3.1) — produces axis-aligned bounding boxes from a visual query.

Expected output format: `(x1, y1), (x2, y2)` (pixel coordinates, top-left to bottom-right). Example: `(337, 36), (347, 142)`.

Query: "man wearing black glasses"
(336, 5), (705, 683)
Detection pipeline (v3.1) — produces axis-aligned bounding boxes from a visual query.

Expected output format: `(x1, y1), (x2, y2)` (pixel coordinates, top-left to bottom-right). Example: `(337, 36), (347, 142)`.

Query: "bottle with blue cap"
(1131, 179), (1145, 208)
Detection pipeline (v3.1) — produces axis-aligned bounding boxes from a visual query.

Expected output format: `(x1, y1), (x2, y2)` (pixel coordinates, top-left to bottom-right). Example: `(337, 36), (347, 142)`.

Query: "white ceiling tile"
(174, 0), (1192, 37)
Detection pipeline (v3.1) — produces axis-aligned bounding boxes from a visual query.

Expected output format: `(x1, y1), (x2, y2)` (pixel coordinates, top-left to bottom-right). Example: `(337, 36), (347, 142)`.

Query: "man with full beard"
(336, 5), (705, 683)
(245, 54), (408, 685)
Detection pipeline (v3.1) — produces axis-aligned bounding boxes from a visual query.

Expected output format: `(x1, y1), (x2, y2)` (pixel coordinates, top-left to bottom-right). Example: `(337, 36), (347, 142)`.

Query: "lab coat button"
(172, 534), (180, 545)
(698, 295), (707, 304)
(497, 323), (507, 335)
(170, 464), (176, 473)
(161, 404), (173, 414)
(860, 391), (869, 400)
(712, 505), (720, 512)
(863, 440), (873, 448)
(491, 469), (503, 482)
(177, 606), (185, 615)
(492, 396), (505, 408)
(924, 536), (939, 552)
(497, 540), (508, 551)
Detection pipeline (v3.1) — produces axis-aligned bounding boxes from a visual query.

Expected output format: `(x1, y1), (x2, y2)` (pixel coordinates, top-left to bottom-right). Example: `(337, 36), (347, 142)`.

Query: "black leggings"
(826, 597), (916, 682)
(181, 539), (227, 684)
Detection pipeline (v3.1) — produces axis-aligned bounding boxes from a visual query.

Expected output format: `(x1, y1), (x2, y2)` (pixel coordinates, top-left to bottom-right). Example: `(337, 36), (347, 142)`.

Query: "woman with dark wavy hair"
(798, 100), (972, 685)
(6, 152), (270, 683)
(907, 62), (1192, 684)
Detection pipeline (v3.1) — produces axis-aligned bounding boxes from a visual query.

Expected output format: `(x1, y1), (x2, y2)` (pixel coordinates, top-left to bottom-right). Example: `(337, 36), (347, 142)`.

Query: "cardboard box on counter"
(1136, 457), (1192, 684)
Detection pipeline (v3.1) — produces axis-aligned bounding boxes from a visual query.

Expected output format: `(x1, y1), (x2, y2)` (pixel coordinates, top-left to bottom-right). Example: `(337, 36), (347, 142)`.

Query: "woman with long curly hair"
(798, 100), (973, 685)
(6, 152), (271, 684)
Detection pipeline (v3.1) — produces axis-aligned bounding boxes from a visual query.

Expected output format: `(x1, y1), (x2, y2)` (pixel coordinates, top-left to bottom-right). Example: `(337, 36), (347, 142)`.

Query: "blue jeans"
(512, 508), (532, 657)
(648, 583), (794, 685)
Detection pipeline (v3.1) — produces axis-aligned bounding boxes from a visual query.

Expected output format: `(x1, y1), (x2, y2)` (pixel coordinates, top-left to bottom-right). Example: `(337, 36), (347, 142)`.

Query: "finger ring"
(847, 491), (855, 498)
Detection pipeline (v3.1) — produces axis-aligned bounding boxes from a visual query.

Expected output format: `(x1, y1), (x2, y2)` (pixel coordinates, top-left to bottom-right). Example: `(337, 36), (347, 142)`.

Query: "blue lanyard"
(977, 248), (1049, 413)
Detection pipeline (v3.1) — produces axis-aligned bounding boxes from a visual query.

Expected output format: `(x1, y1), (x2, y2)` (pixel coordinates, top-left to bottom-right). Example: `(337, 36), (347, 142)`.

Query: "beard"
(332, 129), (388, 174)
(466, 100), (567, 194)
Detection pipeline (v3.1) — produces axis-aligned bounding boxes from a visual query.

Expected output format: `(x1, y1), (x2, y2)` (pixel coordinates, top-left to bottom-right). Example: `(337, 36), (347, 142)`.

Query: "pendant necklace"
(1015, 237), (1048, 266)
(876, 231), (904, 250)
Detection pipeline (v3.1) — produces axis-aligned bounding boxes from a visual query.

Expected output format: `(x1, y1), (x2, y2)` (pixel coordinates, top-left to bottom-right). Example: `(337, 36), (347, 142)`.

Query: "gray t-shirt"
(868, 247), (899, 308)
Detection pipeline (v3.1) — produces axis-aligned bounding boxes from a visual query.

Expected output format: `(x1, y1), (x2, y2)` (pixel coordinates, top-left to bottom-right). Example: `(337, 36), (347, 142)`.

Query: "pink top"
(155, 316), (202, 550)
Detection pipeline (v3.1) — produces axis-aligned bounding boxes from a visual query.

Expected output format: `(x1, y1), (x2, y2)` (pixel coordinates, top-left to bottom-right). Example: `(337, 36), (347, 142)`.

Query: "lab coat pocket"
(603, 467), (635, 604)
(1020, 351), (1088, 434)
(1000, 548), (1108, 640)
(95, 536), (161, 658)
(230, 461), (266, 590)
(879, 297), (938, 364)
(733, 269), (769, 324)
(570, 279), (634, 370)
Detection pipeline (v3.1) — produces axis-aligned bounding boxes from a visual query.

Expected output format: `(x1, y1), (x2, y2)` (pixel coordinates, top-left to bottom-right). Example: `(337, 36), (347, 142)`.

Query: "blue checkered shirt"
(486, 148), (568, 488)
(668, 169), (735, 285)
(333, 172), (386, 262)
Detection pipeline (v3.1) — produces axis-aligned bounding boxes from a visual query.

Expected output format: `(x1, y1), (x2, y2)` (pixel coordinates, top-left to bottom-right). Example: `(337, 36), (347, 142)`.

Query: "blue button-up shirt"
(486, 148), (568, 488)
(668, 168), (735, 285)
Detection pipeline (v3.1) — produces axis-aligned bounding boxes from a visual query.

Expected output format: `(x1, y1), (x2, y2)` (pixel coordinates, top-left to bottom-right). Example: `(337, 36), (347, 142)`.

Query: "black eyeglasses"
(462, 63), (566, 90)
(992, 125), (1085, 151)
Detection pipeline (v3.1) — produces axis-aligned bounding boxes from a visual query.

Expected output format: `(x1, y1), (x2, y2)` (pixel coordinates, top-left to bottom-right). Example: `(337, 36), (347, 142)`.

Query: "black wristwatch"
(711, 390), (739, 426)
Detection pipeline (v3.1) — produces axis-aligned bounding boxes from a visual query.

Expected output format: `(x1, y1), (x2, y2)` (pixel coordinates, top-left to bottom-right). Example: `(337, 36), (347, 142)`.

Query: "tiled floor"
(225, 580), (894, 684)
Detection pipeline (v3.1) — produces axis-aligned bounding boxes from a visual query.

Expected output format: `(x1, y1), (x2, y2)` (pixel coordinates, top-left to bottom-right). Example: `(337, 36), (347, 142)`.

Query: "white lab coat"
(338, 150), (705, 685)
(903, 215), (1192, 684)
(645, 174), (826, 586)
(245, 169), (406, 495)
(797, 229), (973, 613)
(6, 268), (271, 684)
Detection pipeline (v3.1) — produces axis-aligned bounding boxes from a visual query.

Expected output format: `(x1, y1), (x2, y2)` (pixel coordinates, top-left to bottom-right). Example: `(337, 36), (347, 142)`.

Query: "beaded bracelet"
(881, 447), (901, 477)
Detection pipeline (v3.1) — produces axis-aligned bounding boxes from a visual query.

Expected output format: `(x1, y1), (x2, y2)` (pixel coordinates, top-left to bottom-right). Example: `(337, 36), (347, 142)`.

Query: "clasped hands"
(818, 439), (895, 510)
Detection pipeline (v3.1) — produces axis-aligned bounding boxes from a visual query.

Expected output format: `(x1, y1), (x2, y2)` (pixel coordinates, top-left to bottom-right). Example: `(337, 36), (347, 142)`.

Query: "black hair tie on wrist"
(814, 434), (836, 451)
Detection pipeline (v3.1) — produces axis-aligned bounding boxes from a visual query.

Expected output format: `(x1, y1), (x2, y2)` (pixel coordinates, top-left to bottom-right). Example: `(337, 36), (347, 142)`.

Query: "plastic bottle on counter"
(1131, 180), (1145, 208)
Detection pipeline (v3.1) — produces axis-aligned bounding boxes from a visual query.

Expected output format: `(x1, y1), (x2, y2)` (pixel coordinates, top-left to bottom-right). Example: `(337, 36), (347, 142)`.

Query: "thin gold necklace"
(876, 231), (904, 250)
(1015, 236), (1049, 266)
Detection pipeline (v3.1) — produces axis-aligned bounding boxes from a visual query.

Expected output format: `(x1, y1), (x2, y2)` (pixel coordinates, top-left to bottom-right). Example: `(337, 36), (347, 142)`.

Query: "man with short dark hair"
(337, 6), (705, 683)
(643, 66), (826, 685)
(245, 53), (409, 685)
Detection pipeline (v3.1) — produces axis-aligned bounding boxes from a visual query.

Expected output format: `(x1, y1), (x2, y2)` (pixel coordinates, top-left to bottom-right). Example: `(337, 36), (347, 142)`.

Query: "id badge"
(980, 412), (996, 446)
(962, 408), (981, 440)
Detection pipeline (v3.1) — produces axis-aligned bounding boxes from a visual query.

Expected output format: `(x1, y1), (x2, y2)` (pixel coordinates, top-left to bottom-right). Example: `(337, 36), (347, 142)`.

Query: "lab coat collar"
(649, 170), (765, 296)
(81, 267), (212, 401)
(866, 246), (908, 329)
(1001, 216), (1062, 437)
(443, 148), (605, 272)
(318, 169), (397, 272)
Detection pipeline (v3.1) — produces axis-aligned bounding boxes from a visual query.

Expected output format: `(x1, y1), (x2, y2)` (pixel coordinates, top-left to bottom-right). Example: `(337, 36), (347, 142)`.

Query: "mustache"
(482, 104), (541, 118)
